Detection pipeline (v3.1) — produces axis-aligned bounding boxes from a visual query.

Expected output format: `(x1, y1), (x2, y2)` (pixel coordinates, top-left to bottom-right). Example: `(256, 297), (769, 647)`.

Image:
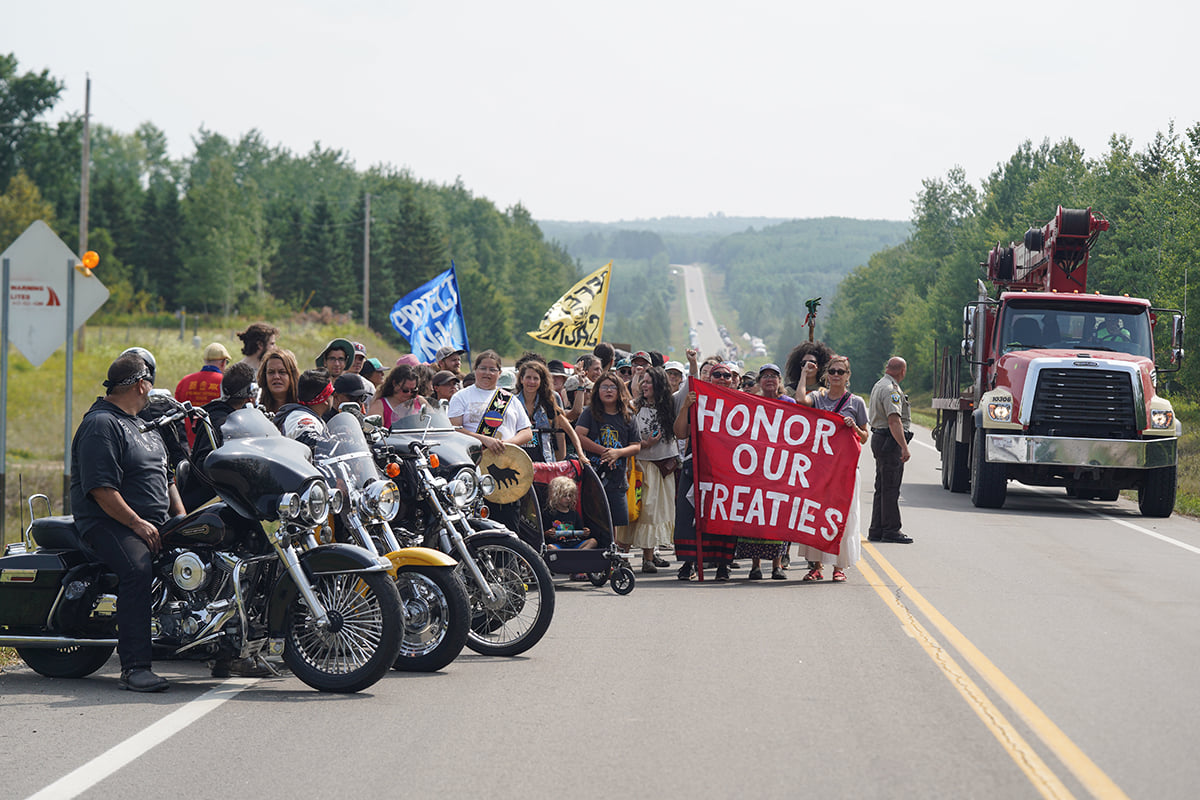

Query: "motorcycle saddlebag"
(0, 549), (88, 629)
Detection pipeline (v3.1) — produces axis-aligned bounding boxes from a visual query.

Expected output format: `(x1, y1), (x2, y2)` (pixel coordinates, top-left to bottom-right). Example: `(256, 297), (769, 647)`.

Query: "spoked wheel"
(391, 566), (470, 672)
(461, 533), (556, 657)
(17, 645), (115, 678)
(611, 567), (636, 595)
(283, 571), (403, 693)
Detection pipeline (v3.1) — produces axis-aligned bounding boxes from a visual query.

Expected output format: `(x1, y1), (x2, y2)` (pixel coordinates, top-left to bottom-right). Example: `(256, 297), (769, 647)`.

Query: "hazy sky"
(7, 0), (1194, 223)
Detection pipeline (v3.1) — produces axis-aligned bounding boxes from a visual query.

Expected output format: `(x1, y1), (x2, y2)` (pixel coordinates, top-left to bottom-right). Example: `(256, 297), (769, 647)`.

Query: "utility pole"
(362, 192), (371, 327)
(76, 75), (91, 353)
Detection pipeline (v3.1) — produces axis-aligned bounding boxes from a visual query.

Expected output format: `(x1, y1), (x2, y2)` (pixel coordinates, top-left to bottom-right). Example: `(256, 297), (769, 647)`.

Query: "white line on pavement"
(26, 678), (257, 800)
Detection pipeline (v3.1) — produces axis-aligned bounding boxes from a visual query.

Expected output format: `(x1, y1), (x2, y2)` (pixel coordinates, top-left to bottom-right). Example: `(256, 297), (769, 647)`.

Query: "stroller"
(517, 456), (636, 595)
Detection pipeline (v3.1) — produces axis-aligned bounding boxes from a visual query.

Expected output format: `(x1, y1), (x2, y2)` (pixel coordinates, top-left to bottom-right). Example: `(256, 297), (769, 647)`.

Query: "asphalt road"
(4, 435), (1200, 799)
(680, 263), (726, 358)
(5, 269), (1198, 799)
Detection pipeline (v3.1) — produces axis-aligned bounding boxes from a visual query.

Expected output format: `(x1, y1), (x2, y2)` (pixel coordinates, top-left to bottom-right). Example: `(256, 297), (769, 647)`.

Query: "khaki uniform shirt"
(868, 374), (910, 431)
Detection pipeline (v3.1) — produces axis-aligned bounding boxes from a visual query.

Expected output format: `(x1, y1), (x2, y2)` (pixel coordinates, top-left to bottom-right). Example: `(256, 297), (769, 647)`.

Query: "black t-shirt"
(70, 398), (171, 534)
(545, 507), (583, 531)
(577, 407), (637, 490)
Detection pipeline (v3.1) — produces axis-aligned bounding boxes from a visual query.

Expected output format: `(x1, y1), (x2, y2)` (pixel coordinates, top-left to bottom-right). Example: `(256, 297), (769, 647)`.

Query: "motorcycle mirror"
(364, 414), (384, 427)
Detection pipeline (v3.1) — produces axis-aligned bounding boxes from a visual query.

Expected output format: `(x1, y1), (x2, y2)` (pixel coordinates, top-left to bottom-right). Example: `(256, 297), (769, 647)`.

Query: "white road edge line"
(26, 678), (257, 800)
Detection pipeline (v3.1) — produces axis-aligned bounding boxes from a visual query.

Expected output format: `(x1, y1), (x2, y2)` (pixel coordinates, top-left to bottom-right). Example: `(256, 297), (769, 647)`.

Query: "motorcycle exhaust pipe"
(0, 635), (119, 648)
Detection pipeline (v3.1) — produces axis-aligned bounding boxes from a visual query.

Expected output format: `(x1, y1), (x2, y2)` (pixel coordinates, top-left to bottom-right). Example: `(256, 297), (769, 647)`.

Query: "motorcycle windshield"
(316, 413), (383, 492)
(385, 408), (480, 470)
(389, 407), (456, 433)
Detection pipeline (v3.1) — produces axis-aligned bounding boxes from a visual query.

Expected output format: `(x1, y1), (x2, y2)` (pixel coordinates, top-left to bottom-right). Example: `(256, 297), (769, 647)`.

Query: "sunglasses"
(618, 368), (632, 375)
(826, 368), (848, 376)
(710, 371), (733, 379)
(802, 360), (818, 367)
(396, 385), (417, 395)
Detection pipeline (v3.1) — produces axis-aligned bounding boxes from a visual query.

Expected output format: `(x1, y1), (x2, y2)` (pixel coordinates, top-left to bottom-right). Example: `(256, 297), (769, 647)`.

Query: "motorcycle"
(0, 405), (405, 693)
(380, 407), (556, 657)
(312, 411), (469, 672)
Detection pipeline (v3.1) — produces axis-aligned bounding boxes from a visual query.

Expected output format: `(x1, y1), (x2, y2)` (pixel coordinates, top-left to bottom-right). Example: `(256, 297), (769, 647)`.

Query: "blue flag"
(389, 264), (470, 362)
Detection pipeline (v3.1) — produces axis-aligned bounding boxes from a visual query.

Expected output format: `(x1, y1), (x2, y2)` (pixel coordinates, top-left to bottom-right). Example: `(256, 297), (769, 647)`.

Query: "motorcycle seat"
(31, 517), (97, 558)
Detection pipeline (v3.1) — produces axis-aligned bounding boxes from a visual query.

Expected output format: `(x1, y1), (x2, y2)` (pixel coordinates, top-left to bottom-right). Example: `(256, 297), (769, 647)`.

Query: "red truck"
(933, 206), (1184, 517)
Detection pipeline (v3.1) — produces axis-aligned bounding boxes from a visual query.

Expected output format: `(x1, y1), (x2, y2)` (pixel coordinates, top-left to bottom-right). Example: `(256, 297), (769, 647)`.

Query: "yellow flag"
(526, 261), (612, 350)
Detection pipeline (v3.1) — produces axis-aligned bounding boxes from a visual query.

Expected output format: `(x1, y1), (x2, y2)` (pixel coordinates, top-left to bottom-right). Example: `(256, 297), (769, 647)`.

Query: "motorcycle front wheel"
(391, 565), (470, 672)
(461, 533), (555, 657)
(283, 571), (403, 693)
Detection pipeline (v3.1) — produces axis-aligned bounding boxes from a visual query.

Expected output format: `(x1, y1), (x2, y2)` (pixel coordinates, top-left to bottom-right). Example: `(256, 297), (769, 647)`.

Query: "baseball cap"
(631, 350), (651, 364)
(615, 358), (632, 370)
(395, 353), (420, 367)
(432, 370), (461, 387)
(721, 361), (741, 374)
(352, 341), (367, 357)
(497, 367), (517, 389)
(360, 357), (383, 380)
(316, 338), (355, 368)
(758, 363), (781, 376)
(435, 345), (466, 362)
(204, 342), (231, 361)
(663, 360), (685, 374)
(334, 373), (373, 401)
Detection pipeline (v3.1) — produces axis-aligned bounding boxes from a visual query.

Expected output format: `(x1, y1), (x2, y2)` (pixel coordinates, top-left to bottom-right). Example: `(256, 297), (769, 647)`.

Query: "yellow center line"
(856, 557), (1076, 800)
(862, 543), (1130, 800)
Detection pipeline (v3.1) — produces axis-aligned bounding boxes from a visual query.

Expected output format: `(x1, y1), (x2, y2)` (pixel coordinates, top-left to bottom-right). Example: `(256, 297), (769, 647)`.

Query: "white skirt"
(625, 462), (676, 549)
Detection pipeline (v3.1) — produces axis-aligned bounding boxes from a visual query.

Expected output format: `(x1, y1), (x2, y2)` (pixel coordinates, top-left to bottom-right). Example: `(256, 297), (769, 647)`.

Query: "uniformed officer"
(868, 357), (912, 543)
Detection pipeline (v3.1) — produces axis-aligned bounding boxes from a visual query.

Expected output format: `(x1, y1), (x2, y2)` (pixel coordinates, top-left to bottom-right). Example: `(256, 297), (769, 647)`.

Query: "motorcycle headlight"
(1150, 408), (1174, 429)
(328, 488), (345, 515)
(364, 480), (401, 521)
(446, 478), (472, 508)
(479, 473), (497, 498)
(453, 468), (480, 504)
(300, 481), (330, 525)
(277, 492), (301, 520)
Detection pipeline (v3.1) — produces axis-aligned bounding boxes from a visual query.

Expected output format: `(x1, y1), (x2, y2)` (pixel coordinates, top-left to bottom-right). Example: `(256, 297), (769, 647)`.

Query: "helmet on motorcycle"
(120, 347), (157, 385)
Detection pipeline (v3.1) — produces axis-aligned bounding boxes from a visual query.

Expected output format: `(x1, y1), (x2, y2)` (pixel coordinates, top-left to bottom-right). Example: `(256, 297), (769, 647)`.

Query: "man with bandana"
(70, 352), (185, 692)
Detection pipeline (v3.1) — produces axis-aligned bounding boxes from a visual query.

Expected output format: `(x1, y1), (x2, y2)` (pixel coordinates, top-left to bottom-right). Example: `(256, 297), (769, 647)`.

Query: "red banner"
(691, 382), (861, 555)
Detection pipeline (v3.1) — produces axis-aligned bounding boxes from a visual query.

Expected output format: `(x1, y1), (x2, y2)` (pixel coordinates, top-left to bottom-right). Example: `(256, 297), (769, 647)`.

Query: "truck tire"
(970, 426), (1007, 509)
(939, 423), (951, 490)
(1138, 466), (1176, 518)
(945, 417), (970, 494)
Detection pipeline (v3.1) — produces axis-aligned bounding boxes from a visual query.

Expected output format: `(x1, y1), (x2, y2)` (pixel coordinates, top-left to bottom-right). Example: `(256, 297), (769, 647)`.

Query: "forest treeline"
(0, 53), (605, 355)
(823, 129), (1200, 395)
(541, 216), (911, 358)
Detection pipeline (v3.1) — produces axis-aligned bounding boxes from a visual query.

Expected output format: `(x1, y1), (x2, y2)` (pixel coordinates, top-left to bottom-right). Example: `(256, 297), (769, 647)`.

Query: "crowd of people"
(75, 321), (911, 691)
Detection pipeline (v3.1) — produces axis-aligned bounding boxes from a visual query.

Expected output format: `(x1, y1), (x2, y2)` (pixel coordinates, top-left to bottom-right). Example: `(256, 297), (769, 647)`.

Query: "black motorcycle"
(381, 408), (555, 657)
(0, 405), (405, 693)
(312, 412), (470, 672)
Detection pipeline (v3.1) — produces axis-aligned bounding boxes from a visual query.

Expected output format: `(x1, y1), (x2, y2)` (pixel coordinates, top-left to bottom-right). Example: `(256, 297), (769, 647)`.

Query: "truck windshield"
(1000, 302), (1153, 358)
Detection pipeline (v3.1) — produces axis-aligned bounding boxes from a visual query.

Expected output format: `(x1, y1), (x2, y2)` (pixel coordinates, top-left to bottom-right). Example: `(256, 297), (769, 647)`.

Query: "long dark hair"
(784, 340), (834, 393)
(256, 348), (299, 412)
(635, 367), (675, 442)
(381, 365), (418, 400)
(589, 371), (633, 422)
(518, 360), (558, 419)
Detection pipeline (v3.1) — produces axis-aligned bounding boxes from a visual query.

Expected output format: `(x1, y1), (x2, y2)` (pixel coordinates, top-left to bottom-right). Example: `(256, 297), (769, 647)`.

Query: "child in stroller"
(543, 476), (597, 551)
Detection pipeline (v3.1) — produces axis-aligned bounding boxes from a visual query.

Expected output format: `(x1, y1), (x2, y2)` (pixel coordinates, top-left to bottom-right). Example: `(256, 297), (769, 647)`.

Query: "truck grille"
(1027, 368), (1138, 439)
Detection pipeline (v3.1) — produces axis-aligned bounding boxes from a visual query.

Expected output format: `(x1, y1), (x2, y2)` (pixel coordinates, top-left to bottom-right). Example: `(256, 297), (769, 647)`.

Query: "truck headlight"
(1150, 409), (1174, 429)
(986, 401), (1013, 423)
